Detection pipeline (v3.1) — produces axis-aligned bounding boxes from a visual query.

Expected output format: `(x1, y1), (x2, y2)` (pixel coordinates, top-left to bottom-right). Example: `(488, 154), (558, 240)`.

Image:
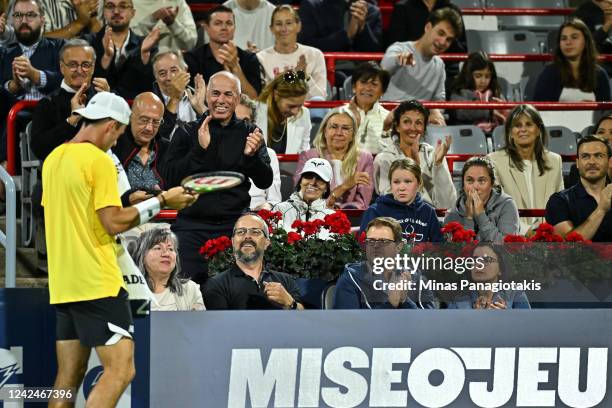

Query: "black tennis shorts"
(55, 288), (134, 348)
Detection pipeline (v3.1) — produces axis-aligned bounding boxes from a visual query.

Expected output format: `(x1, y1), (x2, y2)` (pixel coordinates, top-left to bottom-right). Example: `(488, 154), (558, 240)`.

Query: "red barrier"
(324, 52), (612, 87)
(6, 100), (38, 175)
(304, 100), (612, 111)
(157, 208), (546, 221)
(3, 100), (594, 175)
(188, 4), (574, 17)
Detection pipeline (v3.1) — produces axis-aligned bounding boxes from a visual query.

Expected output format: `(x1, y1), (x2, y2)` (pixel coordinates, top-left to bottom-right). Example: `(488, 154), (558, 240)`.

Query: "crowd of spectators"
(0, 0), (610, 312)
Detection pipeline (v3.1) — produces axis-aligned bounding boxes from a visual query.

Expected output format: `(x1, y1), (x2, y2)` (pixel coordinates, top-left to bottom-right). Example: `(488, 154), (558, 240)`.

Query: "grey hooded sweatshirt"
(443, 186), (520, 242)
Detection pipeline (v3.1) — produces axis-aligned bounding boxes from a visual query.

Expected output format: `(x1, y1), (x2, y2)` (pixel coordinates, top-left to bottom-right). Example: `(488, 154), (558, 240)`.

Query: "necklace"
(271, 120), (287, 143)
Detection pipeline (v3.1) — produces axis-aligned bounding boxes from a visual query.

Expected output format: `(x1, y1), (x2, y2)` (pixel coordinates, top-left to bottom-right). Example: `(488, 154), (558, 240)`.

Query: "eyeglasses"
(233, 228), (265, 237)
(282, 70), (306, 83)
(12, 12), (40, 21)
(364, 238), (397, 247)
(136, 116), (164, 128)
(327, 123), (353, 134)
(61, 61), (94, 72)
(103, 3), (133, 11)
(480, 255), (498, 265)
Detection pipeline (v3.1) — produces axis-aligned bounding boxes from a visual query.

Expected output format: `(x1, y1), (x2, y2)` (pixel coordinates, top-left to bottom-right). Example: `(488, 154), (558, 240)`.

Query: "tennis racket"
(181, 171), (245, 194)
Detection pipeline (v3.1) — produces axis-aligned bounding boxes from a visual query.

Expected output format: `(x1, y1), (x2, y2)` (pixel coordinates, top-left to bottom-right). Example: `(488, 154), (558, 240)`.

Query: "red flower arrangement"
(200, 209), (363, 279)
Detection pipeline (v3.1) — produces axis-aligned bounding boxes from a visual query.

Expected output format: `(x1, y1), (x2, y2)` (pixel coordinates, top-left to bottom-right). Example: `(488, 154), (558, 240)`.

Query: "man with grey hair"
(161, 71), (273, 284)
(31, 38), (109, 161)
(152, 49), (206, 141)
(204, 213), (303, 310)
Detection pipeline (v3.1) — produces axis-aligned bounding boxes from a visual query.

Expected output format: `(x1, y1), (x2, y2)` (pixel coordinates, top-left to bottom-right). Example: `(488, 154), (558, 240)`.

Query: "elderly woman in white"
(132, 227), (205, 311)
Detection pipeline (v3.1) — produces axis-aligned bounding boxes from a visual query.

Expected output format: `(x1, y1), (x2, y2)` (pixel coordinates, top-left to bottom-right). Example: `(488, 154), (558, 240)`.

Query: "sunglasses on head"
(282, 70), (306, 83)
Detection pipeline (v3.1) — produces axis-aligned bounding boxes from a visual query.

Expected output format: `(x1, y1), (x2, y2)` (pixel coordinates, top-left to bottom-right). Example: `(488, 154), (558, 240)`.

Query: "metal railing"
(0, 165), (16, 287)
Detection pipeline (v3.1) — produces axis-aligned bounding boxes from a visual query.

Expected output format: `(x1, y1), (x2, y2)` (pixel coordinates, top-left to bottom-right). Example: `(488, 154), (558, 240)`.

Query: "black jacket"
(160, 112), (273, 223)
(298, 0), (383, 52)
(82, 28), (155, 100)
(30, 86), (96, 161)
(184, 44), (263, 94)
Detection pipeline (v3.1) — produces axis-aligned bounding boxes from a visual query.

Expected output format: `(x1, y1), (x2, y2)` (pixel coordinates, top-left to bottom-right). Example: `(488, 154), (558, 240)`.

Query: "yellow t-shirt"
(42, 143), (125, 304)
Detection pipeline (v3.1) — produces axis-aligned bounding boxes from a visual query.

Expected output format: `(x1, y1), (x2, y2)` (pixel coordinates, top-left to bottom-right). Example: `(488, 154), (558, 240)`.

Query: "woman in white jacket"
(273, 158), (335, 233)
(255, 70), (312, 154)
(374, 100), (457, 209)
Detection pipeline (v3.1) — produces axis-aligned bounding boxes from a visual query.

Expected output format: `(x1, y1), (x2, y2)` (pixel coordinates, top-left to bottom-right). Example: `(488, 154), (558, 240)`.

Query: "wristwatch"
(289, 299), (298, 310)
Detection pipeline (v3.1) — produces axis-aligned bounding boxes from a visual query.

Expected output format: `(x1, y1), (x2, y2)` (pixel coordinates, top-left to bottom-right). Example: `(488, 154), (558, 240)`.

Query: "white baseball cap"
(74, 92), (131, 125)
(300, 158), (332, 182)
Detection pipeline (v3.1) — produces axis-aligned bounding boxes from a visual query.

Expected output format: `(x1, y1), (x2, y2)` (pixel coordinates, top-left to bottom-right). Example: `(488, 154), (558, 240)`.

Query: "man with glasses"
(112, 91), (170, 206)
(204, 213), (303, 310)
(334, 216), (435, 309)
(152, 50), (206, 141)
(83, 0), (160, 99)
(31, 39), (109, 161)
(0, 0), (63, 174)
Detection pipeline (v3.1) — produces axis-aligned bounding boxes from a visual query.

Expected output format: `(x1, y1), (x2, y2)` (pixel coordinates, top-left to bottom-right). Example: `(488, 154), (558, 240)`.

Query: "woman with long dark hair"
(487, 104), (564, 233)
(444, 156), (520, 242)
(534, 18), (610, 102)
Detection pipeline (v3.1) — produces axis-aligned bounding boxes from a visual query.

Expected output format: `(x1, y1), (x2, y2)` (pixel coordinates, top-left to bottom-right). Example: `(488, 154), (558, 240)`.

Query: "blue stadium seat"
(425, 125), (488, 175)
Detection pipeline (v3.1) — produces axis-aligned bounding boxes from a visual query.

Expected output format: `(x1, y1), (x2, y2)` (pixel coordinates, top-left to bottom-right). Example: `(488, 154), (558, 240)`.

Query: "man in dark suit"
(83, 0), (160, 99)
(0, 0), (62, 196)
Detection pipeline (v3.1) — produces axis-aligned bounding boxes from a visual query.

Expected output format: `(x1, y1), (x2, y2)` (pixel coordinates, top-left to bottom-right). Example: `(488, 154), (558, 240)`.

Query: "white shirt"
(223, 0), (276, 50)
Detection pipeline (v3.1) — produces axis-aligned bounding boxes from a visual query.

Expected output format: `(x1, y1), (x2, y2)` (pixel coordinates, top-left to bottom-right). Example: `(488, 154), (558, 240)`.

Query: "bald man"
(112, 91), (170, 206)
(161, 71), (273, 283)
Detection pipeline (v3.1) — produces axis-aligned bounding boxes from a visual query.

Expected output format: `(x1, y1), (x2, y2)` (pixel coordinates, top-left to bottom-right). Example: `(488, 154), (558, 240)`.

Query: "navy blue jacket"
(82, 28), (155, 100)
(533, 63), (611, 102)
(333, 262), (436, 309)
(360, 193), (443, 242)
(0, 37), (63, 102)
(298, 0), (383, 52)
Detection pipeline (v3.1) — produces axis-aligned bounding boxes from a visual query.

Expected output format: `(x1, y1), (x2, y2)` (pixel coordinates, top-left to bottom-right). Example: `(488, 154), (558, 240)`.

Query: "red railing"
(188, 4), (574, 17)
(304, 100), (612, 111)
(6, 100), (38, 175)
(4, 100), (599, 175)
(323, 53), (612, 87)
(157, 208), (546, 221)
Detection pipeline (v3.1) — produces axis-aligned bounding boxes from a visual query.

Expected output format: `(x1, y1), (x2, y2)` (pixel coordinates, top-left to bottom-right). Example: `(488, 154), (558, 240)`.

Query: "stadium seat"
(425, 125), (488, 175)
(487, 0), (568, 7)
(467, 30), (544, 90)
(580, 125), (595, 139)
(280, 172), (295, 201)
(19, 122), (40, 247)
(492, 125), (506, 151)
(341, 75), (353, 100)
(453, 0), (483, 7)
(321, 281), (336, 310)
(496, 15), (564, 33)
(547, 125), (576, 176)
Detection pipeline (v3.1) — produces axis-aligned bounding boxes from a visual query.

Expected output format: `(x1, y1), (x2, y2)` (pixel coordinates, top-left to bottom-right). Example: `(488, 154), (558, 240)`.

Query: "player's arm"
(97, 186), (198, 236)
